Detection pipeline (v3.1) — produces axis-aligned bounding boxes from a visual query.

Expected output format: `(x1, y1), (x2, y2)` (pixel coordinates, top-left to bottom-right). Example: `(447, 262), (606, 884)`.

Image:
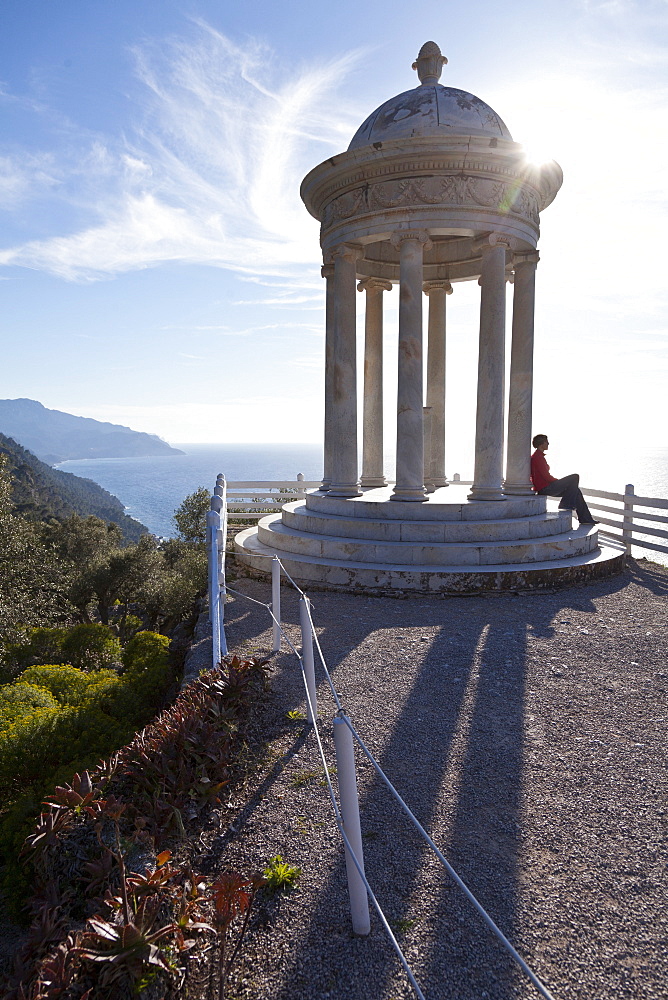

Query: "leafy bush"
(0, 703), (132, 798)
(2, 627), (69, 678)
(121, 630), (170, 673)
(116, 613), (144, 643)
(0, 638), (176, 919)
(61, 623), (122, 671)
(2, 656), (270, 999)
(0, 682), (59, 729)
(21, 664), (116, 706)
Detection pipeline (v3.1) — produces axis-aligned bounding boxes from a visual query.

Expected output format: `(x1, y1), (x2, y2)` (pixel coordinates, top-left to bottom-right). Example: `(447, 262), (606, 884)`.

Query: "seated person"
(530, 434), (596, 525)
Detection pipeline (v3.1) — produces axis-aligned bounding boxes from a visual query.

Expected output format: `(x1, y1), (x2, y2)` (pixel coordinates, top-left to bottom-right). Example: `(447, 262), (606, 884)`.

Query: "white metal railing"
(581, 484), (668, 556)
(225, 474), (320, 521)
(206, 473), (228, 667)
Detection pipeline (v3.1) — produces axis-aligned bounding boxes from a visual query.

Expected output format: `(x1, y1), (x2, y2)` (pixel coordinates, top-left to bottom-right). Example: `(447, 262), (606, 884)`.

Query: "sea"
(58, 441), (668, 564)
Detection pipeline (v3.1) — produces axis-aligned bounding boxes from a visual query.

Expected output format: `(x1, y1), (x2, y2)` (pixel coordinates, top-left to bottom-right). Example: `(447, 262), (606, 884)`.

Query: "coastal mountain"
(0, 398), (184, 465)
(0, 432), (148, 543)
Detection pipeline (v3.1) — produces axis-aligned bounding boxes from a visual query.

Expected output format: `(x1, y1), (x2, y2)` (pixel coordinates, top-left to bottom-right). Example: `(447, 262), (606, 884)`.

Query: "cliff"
(0, 432), (148, 543)
(0, 398), (184, 464)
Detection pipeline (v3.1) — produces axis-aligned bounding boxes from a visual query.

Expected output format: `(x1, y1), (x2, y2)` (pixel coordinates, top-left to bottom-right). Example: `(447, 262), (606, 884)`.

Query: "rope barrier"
(294, 575), (555, 998)
(224, 581), (426, 999)
(224, 568), (557, 1000)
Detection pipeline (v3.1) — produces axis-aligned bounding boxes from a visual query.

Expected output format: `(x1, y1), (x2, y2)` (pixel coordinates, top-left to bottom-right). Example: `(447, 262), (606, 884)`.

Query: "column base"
(328, 483), (362, 498)
(319, 480), (332, 492)
(432, 477), (449, 488)
(390, 486), (428, 502)
(467, 485), (506, 501)
(360, 476), (387, 488)
(503, 481), (535, 496)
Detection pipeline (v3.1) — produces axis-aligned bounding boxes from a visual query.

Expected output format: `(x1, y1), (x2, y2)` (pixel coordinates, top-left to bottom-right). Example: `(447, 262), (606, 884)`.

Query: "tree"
(172, 486), (211, 544)
(89, 534), (163, 625)
(0, 458), (71, 645)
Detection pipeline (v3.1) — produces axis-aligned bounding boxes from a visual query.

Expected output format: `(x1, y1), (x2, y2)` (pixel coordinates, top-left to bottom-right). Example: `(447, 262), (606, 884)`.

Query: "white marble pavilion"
(235, 42), (623, 592)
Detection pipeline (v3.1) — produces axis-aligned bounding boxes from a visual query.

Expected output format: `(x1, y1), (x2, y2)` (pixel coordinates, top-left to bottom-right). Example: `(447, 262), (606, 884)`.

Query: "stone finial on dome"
(412, 41), (447, 86)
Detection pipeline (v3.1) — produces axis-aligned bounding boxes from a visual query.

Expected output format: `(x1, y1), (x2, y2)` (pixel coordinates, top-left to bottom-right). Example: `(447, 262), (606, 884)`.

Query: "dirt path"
(199, 557), (668, 1000)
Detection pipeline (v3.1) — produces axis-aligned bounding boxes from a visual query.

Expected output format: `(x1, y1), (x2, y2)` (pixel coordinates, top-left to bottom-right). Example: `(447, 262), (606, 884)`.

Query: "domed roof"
(348, 42), (512, 150)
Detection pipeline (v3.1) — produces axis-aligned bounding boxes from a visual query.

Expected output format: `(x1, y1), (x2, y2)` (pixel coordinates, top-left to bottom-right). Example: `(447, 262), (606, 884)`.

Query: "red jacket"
(530, 450), (556, 492)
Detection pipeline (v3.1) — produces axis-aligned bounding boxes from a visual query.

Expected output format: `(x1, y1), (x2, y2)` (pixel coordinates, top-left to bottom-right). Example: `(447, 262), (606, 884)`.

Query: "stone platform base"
(233, 485), (626, 594)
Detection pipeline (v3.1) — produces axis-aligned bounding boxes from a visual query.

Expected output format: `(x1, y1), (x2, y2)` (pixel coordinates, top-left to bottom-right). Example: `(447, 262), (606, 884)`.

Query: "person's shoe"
(579, 519), (598, 525)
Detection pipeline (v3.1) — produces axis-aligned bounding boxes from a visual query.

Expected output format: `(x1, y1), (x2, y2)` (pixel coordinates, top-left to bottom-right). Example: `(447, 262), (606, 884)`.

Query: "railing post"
(623, 483), (634, 555)
(296, 472), (306, 502)
(206, 508), (221, 669)
(271, 556), (281, 653)
(217, 525), (228, 656)
(333, 714), (371, 936)
(453, 472), (460, 482)
(299, 596), (318, 725)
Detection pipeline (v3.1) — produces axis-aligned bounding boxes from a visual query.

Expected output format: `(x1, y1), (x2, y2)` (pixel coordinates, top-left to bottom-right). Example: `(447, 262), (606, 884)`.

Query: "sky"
(1, 0), (667, 479)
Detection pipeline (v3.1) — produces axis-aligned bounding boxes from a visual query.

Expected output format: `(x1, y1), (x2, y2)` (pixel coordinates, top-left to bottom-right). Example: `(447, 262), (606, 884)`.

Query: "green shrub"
(2, 626), (69, 677)
(117, 613), (144, 643)
(0, 682), (59, 730)
(21, 663), (116, 706)
(122, 630), (170, 672)
(0, 626), (175, 919)
(0, 705), (131, 796)
(61, 623), (122, 671)
(0, 644), (173, 801)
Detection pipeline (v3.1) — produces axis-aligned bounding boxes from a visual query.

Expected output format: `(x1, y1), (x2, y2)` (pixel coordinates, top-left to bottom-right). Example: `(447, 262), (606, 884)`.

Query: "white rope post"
(271, 556), (281, 653)
(299, 595), (317, 724)
(623, 483), (634, 555)
(333, 715), (371, 936)
(206, 509), (221, 669)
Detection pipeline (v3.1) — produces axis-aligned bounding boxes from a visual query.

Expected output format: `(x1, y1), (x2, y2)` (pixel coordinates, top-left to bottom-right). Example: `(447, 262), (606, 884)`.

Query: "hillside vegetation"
(0, 463), (213, 933)
(0, 432), (147, 542)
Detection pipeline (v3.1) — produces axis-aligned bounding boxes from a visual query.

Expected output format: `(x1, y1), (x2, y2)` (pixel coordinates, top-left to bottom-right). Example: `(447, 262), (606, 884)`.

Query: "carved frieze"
(321, 173), (541, 231)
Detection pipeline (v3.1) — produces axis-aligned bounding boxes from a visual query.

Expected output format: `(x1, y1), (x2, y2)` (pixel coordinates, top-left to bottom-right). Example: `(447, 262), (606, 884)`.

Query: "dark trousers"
(538, 473), (594, 523)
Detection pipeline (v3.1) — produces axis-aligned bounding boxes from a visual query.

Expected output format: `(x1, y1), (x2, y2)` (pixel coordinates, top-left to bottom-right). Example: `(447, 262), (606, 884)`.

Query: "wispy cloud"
(0, 24), (364, 282)
(159, 321), (321, 336)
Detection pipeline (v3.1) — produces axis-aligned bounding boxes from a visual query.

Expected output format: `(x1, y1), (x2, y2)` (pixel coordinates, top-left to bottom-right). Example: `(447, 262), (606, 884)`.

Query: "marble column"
(390, 231), (432, 502)
(423, 280), (452, 488)
(504, 255), (539, 495)
(328, 243), (363, 497)
(358, 278), (392, 488)
(320, 260), (335, 490)
(422, 406), (434, 492)
(469, 235), (511, 501)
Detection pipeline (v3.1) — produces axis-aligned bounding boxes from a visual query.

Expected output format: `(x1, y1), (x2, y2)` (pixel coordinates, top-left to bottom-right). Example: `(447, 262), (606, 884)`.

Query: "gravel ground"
(195, 556), (668, 1000)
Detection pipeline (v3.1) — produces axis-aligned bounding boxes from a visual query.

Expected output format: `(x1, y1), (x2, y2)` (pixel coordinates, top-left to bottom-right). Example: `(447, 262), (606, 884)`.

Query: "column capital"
(512, 251), (540, 269)
(332, 242), (364, 264)
(474, 232), (518, 254)
(321, 263), (335, 279)
(357, 277), (392, 293)
(390, 229), (433, 252)
(423, 280), (453, 296)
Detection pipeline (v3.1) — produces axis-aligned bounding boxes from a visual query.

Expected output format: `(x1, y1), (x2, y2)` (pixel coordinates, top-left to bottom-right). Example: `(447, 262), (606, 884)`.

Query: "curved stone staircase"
(234, 485), (625, 594)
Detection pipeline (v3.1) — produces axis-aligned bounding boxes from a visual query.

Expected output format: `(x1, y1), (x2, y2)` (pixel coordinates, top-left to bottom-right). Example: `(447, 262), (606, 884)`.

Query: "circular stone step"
(233, 525), (625, 594)
(282, 501), (573, 543)
(306, 484), (547, 521)
(256, 513), (598, 566)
